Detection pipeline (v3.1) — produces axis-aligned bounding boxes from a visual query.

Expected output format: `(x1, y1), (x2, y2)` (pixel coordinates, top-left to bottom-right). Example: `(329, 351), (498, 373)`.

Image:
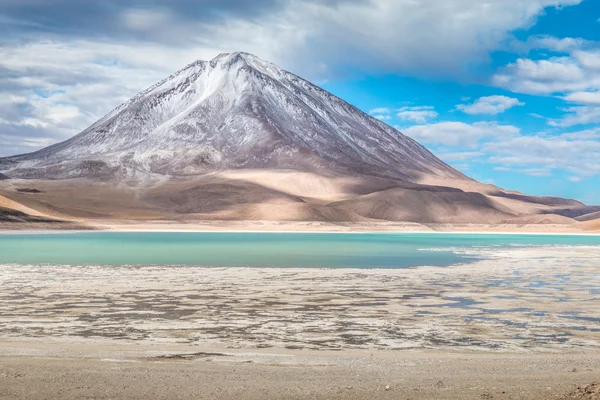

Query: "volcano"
(0, 53), (593, 227)
(0, 52), (460, 181)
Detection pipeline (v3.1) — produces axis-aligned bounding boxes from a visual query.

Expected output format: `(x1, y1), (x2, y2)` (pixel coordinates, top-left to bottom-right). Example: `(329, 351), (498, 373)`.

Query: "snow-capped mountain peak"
(0, 52), (463, 181)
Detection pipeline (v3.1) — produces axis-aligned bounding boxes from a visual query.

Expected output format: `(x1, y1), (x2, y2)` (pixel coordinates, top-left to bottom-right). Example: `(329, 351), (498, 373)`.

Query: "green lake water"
(0, 232), (599, 268)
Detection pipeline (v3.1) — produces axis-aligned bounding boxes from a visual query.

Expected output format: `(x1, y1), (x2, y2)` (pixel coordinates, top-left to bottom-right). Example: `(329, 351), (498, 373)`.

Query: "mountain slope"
(576, 211), (600, 222)
(0, 192), (83, 229)
(0, 52), (461, 181)
(578, 217), (600, 231)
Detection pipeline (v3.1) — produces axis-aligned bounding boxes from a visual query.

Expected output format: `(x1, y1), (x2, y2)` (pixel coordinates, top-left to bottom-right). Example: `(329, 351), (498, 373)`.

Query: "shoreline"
(2, 229), (600, 236)
(1, 220), (599, 235)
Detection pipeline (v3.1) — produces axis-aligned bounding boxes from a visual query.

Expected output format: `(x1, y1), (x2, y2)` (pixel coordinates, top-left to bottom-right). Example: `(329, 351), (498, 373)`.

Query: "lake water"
(1, 232), (599, 268)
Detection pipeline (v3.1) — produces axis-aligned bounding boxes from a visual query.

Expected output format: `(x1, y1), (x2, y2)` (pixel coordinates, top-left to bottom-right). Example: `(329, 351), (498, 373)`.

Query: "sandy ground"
(1, 343), (599, 400)
(1, 219), (598, 233)
(579, 218), (600, 231)
(78, 219), (600, 233)
(1, 245), (600, 398)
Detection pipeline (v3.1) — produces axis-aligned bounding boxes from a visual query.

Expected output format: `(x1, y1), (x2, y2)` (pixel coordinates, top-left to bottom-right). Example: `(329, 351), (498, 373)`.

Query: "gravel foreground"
(0, 343), (599, 400)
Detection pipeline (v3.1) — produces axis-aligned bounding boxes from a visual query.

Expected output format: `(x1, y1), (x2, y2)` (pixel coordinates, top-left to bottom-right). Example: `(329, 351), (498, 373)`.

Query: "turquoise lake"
(0, 232), (599, 268)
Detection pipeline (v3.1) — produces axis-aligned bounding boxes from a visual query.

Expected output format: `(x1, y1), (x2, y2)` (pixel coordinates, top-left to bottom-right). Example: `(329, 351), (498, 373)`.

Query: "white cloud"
(436, 151), (486, 162)
(456, 95), (524, 115)
(373, 114), (392, 121)
(560, 127), (600, 140)
(564, 91), (600, 105)
(2, 1), (585, 80)
(404, 121), (520, 148)
(520, 168), (552, 177)
(548, 106), (600, 127)
(397, 106), (438, 123)
(493, 44), (600, 98)
(574, 49), (600, 70)
(485, 132), (600, 178)
(525, 35), (589, 52)
(369, 107), (391, 115)
(493, 57), (591, 94)
(369, 107), (393, 121)
(251, 0), (583, 78)
(405, 119), (600, 183)
(494, 37), (600, 129)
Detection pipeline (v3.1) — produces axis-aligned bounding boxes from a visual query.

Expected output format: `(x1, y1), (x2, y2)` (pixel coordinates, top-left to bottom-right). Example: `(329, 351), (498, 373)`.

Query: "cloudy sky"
(1, 0), (599, 203)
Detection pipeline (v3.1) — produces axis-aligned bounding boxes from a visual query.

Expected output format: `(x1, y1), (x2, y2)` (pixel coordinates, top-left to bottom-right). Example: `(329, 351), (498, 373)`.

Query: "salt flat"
(0, 246), (598, 351)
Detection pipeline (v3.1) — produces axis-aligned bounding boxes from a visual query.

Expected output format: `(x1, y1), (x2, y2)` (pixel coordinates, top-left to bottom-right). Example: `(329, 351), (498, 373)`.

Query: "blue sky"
(0, 0), (599, 203)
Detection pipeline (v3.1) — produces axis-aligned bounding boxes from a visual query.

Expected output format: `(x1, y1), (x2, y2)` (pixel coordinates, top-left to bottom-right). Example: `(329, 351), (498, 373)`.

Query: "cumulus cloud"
(397, 106), (438, 124)
(560, 127), (600, 140)
(548, 106), (600, 127)
(494, 35), (600, 128)
(564, 91), (600, 105)
(1, 0), (583, 75)
(523, 35), (591, 53)
(493, 39), (600, 98)
(404, 121), (520, 148)
(485, 132), (600, 178)
(404, 119), (600, 182)
(456, 95), (524, 115)
(493, 56), (592, 94)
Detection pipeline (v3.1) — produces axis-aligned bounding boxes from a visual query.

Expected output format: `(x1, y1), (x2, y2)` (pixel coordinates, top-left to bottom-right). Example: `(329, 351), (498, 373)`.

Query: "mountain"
(0, 52), (593, 228)
(0, 52), (459, 181)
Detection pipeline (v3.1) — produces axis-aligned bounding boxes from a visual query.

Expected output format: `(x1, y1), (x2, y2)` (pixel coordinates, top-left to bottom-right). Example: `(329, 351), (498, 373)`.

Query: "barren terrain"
(0, 171), (598, 232)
